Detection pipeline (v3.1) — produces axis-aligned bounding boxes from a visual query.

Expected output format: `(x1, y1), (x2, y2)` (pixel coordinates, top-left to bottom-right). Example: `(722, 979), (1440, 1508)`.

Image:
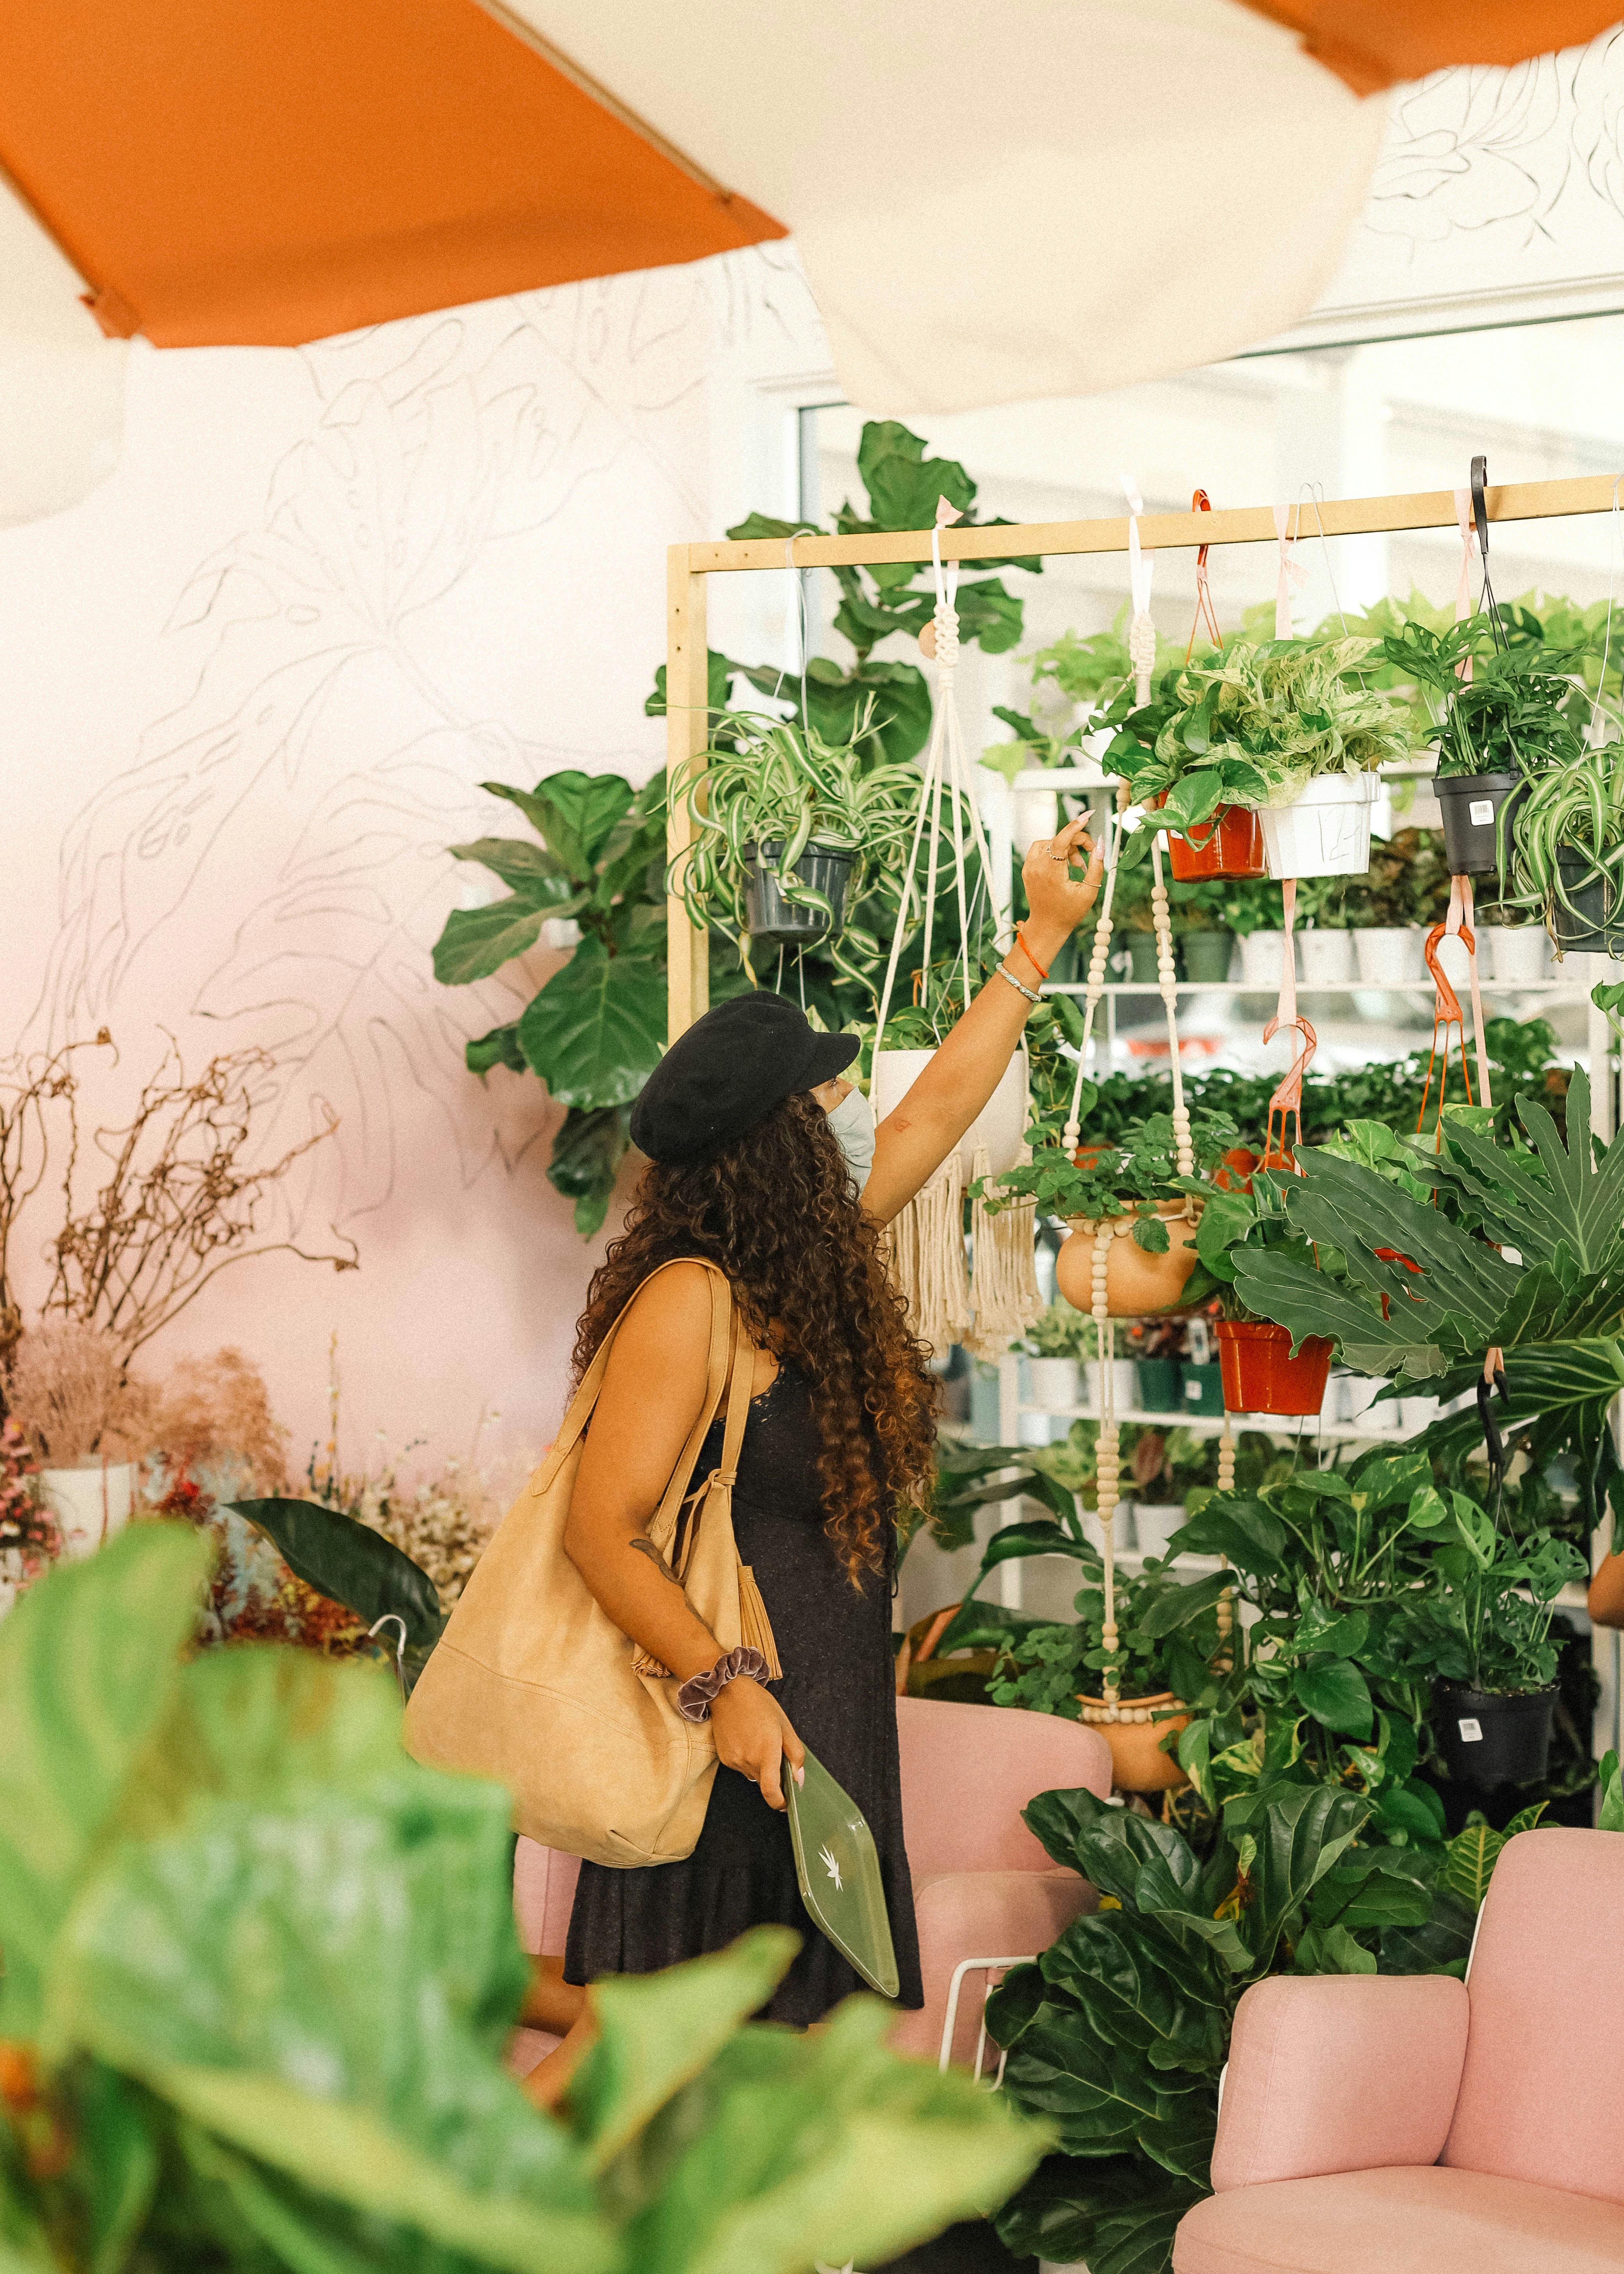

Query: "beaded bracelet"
(676, 1644), (770, 1723)
(995, 963), (1041, 1005)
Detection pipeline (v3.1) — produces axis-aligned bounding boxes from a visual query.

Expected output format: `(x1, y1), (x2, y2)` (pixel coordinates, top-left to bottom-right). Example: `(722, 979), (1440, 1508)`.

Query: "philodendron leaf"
(516, 940), (666, 1109)
(226, 1498), (444, 1650)
(1423, 1068), (1624, 1278)
(569, 1926), (799, 2170)
(1440, 1815), (1503, 1908)
(0, 1523), (206, 2034)
(1293, 1655), (1374, 1740)
(1230, 1246), (1440, 1376)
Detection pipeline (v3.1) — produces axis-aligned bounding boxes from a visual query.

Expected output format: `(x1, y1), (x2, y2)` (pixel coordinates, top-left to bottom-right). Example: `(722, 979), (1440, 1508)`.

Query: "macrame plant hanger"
(872, 501), (1041, 1358)
(1057, 477), (1196, 1721)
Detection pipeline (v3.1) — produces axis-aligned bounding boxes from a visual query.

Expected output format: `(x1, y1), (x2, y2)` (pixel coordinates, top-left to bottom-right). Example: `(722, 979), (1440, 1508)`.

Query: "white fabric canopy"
(0, 177), (127, 529)
(505, 0), (1390, 413)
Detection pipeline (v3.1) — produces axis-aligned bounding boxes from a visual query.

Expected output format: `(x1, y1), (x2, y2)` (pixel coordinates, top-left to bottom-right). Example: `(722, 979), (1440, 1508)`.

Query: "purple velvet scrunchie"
(676, 1645), (770, 1724)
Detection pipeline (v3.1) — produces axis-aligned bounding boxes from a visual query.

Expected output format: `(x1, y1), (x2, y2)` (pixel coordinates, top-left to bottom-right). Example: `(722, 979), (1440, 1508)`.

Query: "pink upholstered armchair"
(1175, 1827), (1624, 2274)
(509, 1693), (1111, 2075)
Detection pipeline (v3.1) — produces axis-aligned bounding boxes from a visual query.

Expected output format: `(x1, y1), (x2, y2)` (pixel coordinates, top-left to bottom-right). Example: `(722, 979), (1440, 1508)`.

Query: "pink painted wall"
(0, 251), (825, 1479)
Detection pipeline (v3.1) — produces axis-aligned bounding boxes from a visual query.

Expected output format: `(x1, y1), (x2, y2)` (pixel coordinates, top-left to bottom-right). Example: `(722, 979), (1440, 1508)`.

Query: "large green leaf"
(569, 1927), (799, 2170)
(516, 939), (666, 1108)
(993, 2151), (1205, 2274)
(449, 837), (570, 897)
(486, 771), (633, 883)
(0, 1524), (206, 2033)
(546, 1103), (632, 1238)
(1035, 1913), (1228, 2076)
(433, 896), (567, 986)
(467, 1023), (528, 1078)
(227, 1498), (444, 1650)
(1229, 1247), (1434, 1375)
(612, 1998), (1045, 2274)
(1421, 1069), (1624, 1277)
(1228, 1784), (1367, 1969)
(1293, 1655), (1374, 1740)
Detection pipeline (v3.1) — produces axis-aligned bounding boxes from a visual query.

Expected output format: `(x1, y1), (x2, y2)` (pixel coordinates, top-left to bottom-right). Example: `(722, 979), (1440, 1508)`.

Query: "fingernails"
(795, 1764), (805, 1785)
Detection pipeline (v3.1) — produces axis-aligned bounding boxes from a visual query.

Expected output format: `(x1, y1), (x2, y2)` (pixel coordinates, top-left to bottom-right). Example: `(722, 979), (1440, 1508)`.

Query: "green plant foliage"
(227, 1495), (446, 1684)
(1379, 614), (1588, 781)
(516, 937), (667, 1110)
(1438, 1805), (1548, 1907)
(0, 1528), (1046, 2274)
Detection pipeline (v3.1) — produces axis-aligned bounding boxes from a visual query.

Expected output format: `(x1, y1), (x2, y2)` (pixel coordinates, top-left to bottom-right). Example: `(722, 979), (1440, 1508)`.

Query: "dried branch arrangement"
(4, 1320), (155, 1467)
(0, 1031), (357, 1368)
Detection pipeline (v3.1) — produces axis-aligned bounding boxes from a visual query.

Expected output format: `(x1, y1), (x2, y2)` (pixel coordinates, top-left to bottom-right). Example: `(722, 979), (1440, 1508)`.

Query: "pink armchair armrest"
(1212, 1974), (1469, 2191)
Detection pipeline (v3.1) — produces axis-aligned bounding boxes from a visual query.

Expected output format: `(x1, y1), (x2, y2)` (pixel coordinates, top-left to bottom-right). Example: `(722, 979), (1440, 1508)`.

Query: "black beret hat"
(630, 995), (859, 1167)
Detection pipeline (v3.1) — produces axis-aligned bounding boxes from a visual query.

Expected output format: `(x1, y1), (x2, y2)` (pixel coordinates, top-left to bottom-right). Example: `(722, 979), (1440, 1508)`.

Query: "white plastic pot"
(41, 1462), (134, 1560)
(1084, 1358), (1140, 1415)
(1260, 772), (1380, 881)
(1239, 930), (1290, 988)
(1027, 1356), (1080, 1411)
(872, 1048), (1027, 1180)
(1487, 927), (1547, 983)
(1131, 1504), (1186, 1561)
(1081, 1501), (1134, 1554)
(1013, 786), (1061, 853)
(1298, 930), (1355, 986)
(1354, 928), (1422, 986)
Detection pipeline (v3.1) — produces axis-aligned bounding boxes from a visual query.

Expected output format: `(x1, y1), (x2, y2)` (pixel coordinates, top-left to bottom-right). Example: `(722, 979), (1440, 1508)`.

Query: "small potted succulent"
(1381, 614), (1583, 876)
(1103, 634), (1416, 883)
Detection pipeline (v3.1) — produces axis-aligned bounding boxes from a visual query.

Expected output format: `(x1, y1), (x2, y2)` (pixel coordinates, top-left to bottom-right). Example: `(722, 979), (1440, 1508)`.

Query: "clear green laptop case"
(784, 1745), (900, 1999)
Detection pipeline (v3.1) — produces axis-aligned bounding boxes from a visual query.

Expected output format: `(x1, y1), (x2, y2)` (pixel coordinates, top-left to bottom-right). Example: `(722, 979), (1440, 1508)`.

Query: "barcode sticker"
(1468, 800), (1494, 826)
(1457, 1718), (1483, 1743)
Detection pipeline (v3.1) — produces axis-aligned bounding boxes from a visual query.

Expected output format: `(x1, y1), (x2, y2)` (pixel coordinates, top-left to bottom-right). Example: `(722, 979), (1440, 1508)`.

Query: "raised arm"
(863, 815), (1104, 1225)
(563, 1263), (804, 1808)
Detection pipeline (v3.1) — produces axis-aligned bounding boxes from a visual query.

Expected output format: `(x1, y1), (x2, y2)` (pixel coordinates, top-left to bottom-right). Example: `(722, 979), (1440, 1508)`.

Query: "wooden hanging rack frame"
(665, 469), (1624, 1037)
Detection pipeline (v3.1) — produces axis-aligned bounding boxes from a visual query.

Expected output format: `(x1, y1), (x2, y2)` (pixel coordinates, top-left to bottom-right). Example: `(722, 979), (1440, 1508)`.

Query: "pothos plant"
(1100, 635), (1417, 854)
(431, 766), (675, 1236)
(978, 1108), (1243, 1278)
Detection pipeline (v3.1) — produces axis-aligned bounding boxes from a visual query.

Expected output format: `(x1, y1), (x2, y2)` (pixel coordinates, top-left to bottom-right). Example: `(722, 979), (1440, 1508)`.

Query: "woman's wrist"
(1009, 920), (1070, 983)
(676, 1645), (770, 1723)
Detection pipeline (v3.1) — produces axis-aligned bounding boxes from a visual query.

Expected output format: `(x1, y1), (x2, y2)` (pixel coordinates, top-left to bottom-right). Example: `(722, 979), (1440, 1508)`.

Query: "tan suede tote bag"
(403, 1259), (780, 1866)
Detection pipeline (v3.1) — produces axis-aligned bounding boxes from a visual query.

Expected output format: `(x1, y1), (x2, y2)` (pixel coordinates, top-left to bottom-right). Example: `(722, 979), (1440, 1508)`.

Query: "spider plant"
(670, 704), (973, 975)
(1501, 742), (1624, 938)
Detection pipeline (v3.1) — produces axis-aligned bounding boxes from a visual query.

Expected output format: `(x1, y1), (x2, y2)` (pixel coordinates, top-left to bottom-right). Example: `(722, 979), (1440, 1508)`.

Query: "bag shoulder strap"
(539, 1257), (732, 1493)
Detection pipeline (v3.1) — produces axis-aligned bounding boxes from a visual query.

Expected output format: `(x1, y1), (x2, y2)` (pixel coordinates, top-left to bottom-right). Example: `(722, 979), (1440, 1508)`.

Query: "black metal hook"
(1471, 455), (1505, 648)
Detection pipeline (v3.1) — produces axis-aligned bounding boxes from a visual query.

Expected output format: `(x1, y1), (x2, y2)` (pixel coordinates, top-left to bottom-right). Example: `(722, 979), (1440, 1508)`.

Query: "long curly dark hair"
(572, 1090), (937, 1584)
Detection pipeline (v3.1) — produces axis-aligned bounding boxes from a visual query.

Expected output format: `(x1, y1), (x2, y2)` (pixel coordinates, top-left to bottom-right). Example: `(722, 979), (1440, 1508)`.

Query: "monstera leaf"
(1415, 1069), (1624, 1279)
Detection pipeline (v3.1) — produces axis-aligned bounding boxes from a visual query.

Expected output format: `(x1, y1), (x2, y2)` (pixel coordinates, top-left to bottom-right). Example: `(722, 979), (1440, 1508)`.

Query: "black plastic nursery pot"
(1552, 849), (1624, 954)
(742, 840), (854, 943)
(1435, 1683), (1557, 1787)
(1435, 772), (1521, 877)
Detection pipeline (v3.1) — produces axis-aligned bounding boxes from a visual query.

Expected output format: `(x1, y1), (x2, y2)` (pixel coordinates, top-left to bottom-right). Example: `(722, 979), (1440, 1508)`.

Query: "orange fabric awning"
(0, 0), (784, 348)
(1241, 0), (1624, 93)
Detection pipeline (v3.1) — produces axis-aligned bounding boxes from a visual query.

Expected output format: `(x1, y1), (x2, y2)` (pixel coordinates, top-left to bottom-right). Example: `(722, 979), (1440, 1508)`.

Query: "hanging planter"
(1215, 1320), (1332, 1415)
(1055, 1200), (1202, 1318)
(741, 838), (855, 943)
(1259, 772), (1380, 881)
(1077, 1692), (1190, 1792)
(1551, 849), (1624, 954)
(872, 1048), (1027, 1182)
(1435, 1684), (1557, 1787)
(1436, 772), (1522, 877)
(1154, 795), (1267, 883)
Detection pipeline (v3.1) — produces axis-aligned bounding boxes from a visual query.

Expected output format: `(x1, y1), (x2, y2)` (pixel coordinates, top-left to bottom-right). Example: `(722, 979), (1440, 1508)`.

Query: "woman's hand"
(710, 1677), (806, 1810)
(1018, 813), (1105, 964)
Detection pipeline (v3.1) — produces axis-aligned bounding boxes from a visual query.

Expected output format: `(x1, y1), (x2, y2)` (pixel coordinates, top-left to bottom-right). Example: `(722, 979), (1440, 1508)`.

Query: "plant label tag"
(1468, 800), (1494, 826)
(1457, 1717), (1483, 1742)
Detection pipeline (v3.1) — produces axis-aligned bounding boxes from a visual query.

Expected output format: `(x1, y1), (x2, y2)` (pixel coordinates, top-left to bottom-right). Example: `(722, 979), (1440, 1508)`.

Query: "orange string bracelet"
(1014, 923), (1050, 981)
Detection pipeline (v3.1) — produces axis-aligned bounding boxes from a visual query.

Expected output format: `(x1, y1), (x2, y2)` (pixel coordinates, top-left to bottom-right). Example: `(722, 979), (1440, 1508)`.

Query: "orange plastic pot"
(1216, 1320), (1332, 1416)
(1214, 1145), (1259, 1193)
(1153, 795), (1267, 882)
(1055, 1200), (1202, 1317)
(1077, 1693), (1190, 1792)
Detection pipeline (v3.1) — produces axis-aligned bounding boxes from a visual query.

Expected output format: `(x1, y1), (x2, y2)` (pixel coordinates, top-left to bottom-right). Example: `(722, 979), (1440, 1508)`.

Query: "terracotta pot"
(1214, 1146), (1259, 1193)
(1216, 1320), (1332, 1416)
(1153, 795), (1267, 882)
(1077, 1692), (1190, 1792)
(1055, 1200), (1202, 1318)
(898, 1603), (999, 1704)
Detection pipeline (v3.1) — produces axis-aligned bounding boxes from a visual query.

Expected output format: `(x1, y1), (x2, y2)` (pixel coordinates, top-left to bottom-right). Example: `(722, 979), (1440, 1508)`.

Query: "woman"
(521, 817), (1103, 2097)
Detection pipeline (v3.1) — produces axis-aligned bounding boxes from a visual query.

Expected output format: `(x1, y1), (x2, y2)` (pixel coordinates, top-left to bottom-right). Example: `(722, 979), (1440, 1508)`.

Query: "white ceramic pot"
(1239, 931), (1290, 988)
(873, 1047), (1027, 1180)
(1487, 927), (1547, 983)
(1354, 927), (1422, 986)
(1084, 1358), (1140, 1415)
(1082, 1502), (1135, 1555)
(1260, 772), (1380, 881)
(1013, 786), (1061, 853)
(1131, 1504), (1187, 1561)
(1027, 1356), (1080, 1411)
(1298, 930), (1355, 986)
(42, 1462), (134, 1560)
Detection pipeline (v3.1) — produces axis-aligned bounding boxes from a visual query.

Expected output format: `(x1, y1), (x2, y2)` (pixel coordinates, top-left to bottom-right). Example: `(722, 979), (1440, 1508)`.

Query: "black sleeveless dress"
(563, 1361), (925, 2027)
